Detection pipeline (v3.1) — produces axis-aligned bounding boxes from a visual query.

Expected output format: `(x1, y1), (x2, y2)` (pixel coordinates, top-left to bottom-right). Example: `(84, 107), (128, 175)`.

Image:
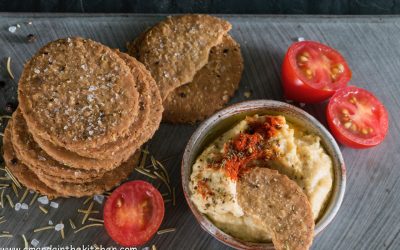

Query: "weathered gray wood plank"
(0, 14), (399, 250)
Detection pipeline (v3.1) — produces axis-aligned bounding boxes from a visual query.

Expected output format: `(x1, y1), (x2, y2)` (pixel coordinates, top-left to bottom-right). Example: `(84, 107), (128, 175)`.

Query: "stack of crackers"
(128, 14), (244, 123)
(3, 37), (163, 198)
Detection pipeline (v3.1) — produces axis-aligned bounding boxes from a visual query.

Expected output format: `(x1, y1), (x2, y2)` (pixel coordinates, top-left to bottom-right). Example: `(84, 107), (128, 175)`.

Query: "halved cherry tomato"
(326, 86), (389, 148)
(282, 41), (352, 103)
(104, 180), (165, 247)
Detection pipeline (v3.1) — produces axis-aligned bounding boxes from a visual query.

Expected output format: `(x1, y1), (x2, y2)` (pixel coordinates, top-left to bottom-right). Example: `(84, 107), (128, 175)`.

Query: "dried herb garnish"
(0, 189), (4, 208)
(5, 166), (21, 188)
(33, 225), (55, 233)
(88, 218), (104, 223)
(22, 234), (28, 248)
(157, 228), (176, 235)
(38, 206), (48, 214)
(29, 192), (39, 206)
(6, 194), (14, 208)
(19, 188), (29, 203)
(73, 223), (103, 234)
(6, 57), (14, 80)
(81, 201), (94, 224)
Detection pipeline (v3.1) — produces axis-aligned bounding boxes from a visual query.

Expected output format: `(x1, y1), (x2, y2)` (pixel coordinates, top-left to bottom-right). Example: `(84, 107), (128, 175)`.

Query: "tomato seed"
(342, 109), (349, 115)
(115, 198), (123, 208)
(344, 122), (352, 129)
(361, 128), (369, 135)
(336, 63), (345, 73)
(298, 55), (309, 62)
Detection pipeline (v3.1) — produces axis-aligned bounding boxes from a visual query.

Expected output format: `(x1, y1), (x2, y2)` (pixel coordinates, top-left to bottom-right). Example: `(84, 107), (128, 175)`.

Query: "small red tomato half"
(104, 180), (165, 247)
(326, 86), (389, 148)
(282, 41), (352, 103)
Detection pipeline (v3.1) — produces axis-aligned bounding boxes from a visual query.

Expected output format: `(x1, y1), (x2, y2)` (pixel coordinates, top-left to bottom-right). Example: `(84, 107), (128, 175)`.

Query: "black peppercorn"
(5, 102), (16, 113)
(27, 34), (36, 43)
(11, 158), (18, 165)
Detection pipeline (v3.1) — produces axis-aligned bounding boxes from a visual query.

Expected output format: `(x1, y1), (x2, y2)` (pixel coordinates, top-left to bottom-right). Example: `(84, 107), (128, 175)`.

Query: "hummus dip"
(189, 115), (333, 242)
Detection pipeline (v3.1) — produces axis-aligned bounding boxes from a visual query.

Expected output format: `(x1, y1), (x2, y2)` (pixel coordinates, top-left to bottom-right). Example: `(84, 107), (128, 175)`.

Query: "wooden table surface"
(0, 14), (399, 250)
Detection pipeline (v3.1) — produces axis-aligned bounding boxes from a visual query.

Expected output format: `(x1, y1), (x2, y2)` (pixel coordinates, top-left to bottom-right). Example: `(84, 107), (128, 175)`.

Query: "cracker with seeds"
(36, 151), (140, 197)
(128, 14), (232, 99)
(237, 167), (314, 250)
(73, 51), (163, 159)
(4, 120), (141, 198)
(18, 37), (140, 152)
(11, 109), (105, 182)
(3, 122), (61, 198)
(163, 35), (243, 123)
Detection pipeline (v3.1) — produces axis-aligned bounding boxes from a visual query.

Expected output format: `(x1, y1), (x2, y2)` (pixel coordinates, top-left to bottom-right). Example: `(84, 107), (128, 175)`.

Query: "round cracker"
(18, 37), (139, 152)
(128, 14), (232, 99)
(28, 52), (162, 170)
(11, 109), (104, 183)
(2, 121), (61, 198)
(237, 167), (314, 250)
(163, 35), (243, 123)
(36, 150), (140, 197)
(72, 52), (163, 159)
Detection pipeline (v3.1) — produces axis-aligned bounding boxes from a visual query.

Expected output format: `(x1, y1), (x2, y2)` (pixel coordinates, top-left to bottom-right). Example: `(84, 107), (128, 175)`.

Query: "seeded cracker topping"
(18, 37), (139, 149)
(130, 14), (232, 99)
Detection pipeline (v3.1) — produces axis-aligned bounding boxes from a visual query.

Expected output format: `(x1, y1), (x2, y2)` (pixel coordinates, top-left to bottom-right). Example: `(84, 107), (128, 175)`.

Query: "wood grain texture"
(0, 14), (399, 250)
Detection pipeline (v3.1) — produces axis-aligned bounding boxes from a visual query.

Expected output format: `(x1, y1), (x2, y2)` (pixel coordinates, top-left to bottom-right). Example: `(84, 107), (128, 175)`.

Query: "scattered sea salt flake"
(50, 201), (59, 208)
(29, 190), (35, 194)
(55, 223), (64, 231)
(34, 68), (40, 74)
(15, 202), (21, 211)
(88, 86), (97, 91)
(17, 24), (21, 28)
(31, 239), (39, 247)
(299, 102), (306, 107)
(38, 155), (46, 161)
(21, 203), (29, 210)
(8, 26), (17, 33)
(37, 196), (49, 205)
(94, 195), (104, 204)
(48, 220), (53, 225)
(298, 37), (305, 42)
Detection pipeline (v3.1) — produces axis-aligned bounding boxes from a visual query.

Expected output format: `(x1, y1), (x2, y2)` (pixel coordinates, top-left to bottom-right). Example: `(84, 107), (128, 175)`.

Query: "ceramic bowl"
(181, 100), (346, 250)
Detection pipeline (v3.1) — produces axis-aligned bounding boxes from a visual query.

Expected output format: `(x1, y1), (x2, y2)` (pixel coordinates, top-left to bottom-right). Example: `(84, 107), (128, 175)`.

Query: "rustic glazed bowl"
(181, 100), (346, 250)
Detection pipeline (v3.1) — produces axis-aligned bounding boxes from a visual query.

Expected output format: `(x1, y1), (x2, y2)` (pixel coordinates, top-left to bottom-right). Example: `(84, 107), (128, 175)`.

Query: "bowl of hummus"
(181, 100), (346, 250)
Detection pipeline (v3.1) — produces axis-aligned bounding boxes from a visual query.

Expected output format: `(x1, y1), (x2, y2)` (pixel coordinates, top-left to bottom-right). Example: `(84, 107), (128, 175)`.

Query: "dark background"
(0, 0), (399, 14)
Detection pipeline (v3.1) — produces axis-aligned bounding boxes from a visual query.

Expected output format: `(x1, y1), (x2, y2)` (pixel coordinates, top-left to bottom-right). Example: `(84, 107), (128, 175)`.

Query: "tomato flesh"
(104, 181), (165, 247)
(282, 41), (351, 103)
(327, 86), (389, 148)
